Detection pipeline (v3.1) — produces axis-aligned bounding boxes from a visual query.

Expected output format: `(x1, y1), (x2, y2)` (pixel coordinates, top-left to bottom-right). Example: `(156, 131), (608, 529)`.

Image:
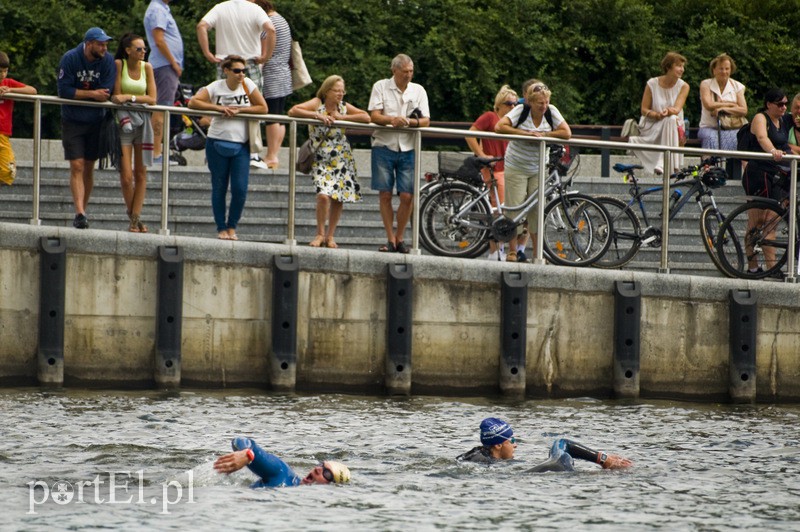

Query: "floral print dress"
(308, 101), (362, 203)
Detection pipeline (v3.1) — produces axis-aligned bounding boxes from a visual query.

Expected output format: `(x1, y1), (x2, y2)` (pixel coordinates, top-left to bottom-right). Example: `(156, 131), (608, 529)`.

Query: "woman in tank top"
(111, 33), (156, 233)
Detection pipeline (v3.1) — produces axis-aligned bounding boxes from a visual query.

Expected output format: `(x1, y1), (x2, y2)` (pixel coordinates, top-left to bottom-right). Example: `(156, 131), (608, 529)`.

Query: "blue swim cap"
(480, 417), (514, 446)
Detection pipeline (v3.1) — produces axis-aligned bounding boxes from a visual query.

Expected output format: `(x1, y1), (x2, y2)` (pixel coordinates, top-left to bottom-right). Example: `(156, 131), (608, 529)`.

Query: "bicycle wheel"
(700, 205), (741, 278)
(716, 199), (788, 279)
(419, 182), (491, 258)
(592, 196), (643, 269)
(542, 193), (611, 267)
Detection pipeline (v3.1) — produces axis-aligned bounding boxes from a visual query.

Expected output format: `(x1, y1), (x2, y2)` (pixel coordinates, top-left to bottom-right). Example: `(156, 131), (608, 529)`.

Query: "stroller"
(168, 84), (208, 166)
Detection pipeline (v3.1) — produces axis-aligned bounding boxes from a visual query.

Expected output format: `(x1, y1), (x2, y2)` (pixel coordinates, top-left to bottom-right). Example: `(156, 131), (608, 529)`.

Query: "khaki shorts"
(0, 134), (16, 186)
(504, 164), (540, 234)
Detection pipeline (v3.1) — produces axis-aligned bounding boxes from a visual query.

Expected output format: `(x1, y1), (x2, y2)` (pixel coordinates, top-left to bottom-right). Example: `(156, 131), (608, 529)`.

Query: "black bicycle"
(593, 157), (736, 275)
(419, 146), (612, 266)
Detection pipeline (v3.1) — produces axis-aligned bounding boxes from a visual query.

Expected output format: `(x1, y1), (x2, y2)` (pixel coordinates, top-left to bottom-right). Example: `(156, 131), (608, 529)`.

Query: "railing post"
(532, 140), (547, 265)
(285, 120), (298, 245)
(411, 129), (422, 255)
(787, 158), (798, 282)
(29, 99), (42, 226)
(158, 108), (171, 236)
(600, 126), (610, 178)
(658, 148), (673, 274)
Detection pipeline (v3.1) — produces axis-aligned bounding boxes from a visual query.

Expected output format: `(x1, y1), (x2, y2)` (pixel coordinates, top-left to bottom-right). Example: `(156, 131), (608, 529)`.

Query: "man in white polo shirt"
(368, 54), (430, 254)
(197, 0), (275, 169)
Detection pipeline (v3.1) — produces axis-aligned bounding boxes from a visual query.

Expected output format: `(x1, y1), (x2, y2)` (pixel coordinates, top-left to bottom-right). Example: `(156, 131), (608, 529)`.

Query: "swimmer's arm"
(561, 439), (632, 470)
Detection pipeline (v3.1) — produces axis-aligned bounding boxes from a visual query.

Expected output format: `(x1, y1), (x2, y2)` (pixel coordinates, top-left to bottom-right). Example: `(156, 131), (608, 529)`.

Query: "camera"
(408, 107), (423, 119)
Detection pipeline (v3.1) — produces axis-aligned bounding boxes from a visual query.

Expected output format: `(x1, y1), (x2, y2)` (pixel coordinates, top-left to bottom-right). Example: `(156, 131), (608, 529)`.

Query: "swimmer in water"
(213, 436), (350, 488)
(456, 417), (633, 471)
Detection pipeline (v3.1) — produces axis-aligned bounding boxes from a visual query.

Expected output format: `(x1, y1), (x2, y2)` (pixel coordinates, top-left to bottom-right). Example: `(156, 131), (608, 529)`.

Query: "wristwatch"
(131, 95), (136, 103)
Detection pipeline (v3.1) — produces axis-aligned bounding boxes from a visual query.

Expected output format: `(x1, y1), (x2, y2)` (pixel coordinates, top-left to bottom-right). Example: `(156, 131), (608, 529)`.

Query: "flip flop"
(309, 235), (326, 247)
(378, 241), (396, 252)
(396, 241), (410, 254)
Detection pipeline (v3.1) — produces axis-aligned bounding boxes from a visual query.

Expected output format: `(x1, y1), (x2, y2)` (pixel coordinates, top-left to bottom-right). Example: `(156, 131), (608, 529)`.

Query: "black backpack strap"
(514, 104), (555, 130)
(514, 103), (530, 128)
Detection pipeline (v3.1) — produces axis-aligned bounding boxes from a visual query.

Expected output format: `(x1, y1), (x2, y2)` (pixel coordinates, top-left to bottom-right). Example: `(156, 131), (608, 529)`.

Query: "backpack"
(514, 103), (554, 130)
(736, 112), (765, 153)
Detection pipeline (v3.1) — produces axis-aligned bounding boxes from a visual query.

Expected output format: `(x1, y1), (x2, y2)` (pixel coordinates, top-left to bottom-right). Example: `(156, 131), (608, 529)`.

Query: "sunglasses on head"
(531, 84), (549, 93)
(229, 68), (247, 74)
(321, 465), (334, 482)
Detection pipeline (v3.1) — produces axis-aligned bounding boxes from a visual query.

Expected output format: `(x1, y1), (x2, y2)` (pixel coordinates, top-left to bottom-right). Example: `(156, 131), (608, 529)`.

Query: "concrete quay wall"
(1, 222), (799, 401)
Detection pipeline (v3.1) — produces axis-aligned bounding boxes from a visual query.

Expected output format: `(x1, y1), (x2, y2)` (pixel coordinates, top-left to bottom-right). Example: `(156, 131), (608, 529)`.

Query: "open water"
(1, 388), (799, 531)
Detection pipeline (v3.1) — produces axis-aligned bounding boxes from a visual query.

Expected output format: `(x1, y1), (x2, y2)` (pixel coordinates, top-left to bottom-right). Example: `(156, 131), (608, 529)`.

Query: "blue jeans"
(371, 145), (415, 194)
(206, 138), (250, 232)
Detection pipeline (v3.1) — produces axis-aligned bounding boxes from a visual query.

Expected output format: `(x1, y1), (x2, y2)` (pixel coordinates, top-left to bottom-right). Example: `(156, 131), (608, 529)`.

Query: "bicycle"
(714, 170), (795, 280)
(593, 156), (736, 275)
(419, 145), (612, 266)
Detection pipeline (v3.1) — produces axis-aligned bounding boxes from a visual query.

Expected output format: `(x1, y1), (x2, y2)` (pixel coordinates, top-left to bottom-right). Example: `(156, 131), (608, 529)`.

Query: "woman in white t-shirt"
(495, 83), (571, 262)
(698, 53), (747, 151)
(189, 55), (268, 240)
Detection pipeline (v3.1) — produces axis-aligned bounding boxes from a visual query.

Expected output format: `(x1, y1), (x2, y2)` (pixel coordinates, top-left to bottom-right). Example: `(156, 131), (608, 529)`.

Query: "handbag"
(296, 126), (335, 174)
(713, 93), (748, 130)
(289, 41), (312, 91)
(295, 138), (315, 174)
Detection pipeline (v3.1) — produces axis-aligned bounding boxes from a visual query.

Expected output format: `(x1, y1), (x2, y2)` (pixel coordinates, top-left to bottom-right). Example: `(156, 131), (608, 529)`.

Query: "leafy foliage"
(0, 0), (798, 137)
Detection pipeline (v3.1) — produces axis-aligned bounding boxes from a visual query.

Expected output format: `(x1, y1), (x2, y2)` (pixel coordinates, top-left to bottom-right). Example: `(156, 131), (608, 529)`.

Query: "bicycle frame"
(623, 174), (718, 232)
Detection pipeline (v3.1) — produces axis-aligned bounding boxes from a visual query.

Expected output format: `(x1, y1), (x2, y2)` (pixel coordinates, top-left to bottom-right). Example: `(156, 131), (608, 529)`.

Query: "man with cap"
(214, 436), (350, 487)
(457, 417), (632, 471)
(57, 27), (116, 229)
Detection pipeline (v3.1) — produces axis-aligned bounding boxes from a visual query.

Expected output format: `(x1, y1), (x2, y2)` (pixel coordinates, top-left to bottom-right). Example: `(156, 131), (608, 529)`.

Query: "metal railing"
(5, 92), (800, 281)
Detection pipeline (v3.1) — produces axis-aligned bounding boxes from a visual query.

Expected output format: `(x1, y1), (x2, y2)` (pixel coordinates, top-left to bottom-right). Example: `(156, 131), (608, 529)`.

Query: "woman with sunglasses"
(495, 82), (572, 262)
(628, 51), (690, 176)
(466, 84), (518, 261)
(740, 89), (793, 277)
(213, 436), (350, 487)
(189, 55), (268, 240)
(457, 417), (632, 471)
(111, 33), (157, 233)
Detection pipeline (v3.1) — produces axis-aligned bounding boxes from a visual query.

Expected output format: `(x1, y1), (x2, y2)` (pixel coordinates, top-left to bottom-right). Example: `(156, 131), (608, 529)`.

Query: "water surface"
(2, 389), (799, 531)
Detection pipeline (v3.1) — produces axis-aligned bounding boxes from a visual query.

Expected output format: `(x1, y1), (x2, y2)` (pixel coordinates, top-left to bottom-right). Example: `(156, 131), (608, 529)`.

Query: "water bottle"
(669, 189), (682, 210)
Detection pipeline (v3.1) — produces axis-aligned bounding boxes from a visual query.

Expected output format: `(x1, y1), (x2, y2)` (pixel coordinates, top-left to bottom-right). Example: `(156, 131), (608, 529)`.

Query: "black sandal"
(396, 241), (410, 254)
(379, 242), (397, 252)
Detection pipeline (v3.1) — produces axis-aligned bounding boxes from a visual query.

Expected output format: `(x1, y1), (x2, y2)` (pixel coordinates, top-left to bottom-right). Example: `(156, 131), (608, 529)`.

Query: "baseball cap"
(84, 27), (113, 43)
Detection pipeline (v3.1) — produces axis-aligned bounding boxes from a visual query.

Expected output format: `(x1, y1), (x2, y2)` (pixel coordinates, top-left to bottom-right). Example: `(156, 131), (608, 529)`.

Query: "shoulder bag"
(289, 41), (312, 91)
(713, 93), (748, 130)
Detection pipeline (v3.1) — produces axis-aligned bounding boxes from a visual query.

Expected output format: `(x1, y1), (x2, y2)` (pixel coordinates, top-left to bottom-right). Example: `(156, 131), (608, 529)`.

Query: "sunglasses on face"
(504, 437), (517, 445)
(503, 101), (517, 107)
(321, 466), (334, 482)
(771, 100), (788, 107)
(134, 47), (148, 52)
(229, 68), (247, 74)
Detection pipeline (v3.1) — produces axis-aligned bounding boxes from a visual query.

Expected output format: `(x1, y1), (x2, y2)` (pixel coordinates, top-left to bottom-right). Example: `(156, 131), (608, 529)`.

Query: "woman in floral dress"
(288, 75), (370, 247)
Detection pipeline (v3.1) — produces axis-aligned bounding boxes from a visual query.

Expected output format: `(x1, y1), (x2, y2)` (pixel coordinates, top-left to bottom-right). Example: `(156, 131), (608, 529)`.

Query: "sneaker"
(168, 154), (180, 166)
(250, 156), (269, 170)
(153, 155), (163, 165)
(73, 213), (89, 229)
(487, 251), (499, 261)
(517, 250), (528, 263)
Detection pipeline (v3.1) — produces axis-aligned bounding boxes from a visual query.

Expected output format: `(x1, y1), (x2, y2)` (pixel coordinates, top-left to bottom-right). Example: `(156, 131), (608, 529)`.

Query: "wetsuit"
(457, 438), (609, 472)
(231, 436), (302, 488)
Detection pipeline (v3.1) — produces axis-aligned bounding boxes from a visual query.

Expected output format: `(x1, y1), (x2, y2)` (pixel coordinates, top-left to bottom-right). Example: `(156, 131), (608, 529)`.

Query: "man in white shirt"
(197, 0), (276, 169)
(368, 54), (430, 254)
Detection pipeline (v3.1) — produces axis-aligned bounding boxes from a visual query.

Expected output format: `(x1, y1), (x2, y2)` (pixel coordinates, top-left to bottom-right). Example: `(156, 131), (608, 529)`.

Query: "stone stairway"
(0, 154), (749, 277)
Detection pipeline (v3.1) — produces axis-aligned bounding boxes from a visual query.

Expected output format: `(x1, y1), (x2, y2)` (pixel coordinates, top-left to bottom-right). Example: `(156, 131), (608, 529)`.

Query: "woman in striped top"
(256, 0), (293, 169)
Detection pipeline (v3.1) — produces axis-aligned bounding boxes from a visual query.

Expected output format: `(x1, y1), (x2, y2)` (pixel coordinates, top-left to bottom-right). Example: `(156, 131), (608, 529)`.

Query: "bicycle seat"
(475, 156), (504, 166)
(613, 163), (644, 173)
